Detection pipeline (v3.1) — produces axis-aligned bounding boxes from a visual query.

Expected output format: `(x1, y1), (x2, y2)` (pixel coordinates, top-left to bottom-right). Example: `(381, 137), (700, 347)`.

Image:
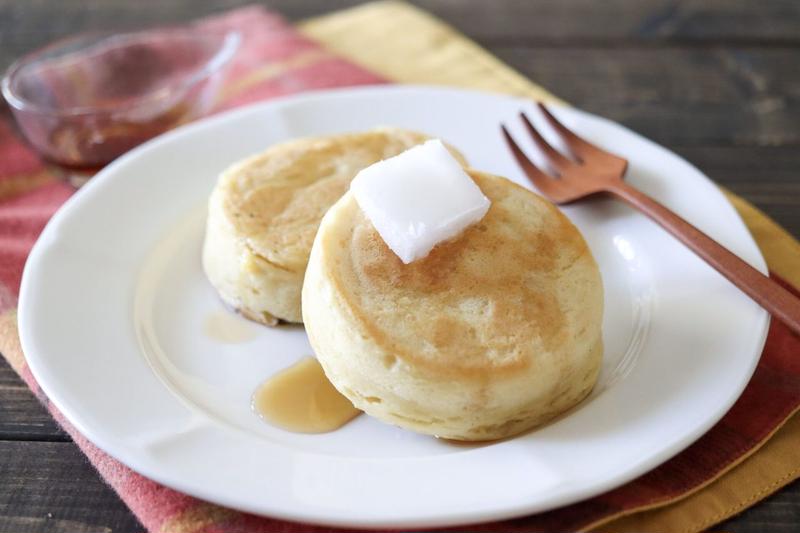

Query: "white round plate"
(19, 86), (768, 529)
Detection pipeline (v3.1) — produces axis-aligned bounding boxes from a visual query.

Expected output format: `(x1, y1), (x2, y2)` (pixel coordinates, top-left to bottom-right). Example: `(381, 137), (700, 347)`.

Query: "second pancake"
(203, 128), (466, 325)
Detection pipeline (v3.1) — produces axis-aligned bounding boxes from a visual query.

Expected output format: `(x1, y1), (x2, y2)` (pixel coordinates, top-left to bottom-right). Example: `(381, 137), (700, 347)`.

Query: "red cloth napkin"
(2, 6), (800, 533)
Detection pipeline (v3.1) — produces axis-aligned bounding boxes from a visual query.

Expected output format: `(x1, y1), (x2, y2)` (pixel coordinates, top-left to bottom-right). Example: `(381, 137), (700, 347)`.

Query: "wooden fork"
(501, 103), (800, 336)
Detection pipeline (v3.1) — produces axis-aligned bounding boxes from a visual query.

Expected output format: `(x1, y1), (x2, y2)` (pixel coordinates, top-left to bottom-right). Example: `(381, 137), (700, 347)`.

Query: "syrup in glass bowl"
(2, 28), (239, 172)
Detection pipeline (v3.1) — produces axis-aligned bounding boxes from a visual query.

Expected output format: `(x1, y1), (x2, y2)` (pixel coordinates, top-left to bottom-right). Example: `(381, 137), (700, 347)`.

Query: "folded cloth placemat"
(1, 2), (799, 532)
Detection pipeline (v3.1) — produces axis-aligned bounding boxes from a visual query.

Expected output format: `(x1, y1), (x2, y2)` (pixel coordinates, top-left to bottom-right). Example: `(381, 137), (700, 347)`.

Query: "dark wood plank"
(2, 0), (800, 72)
(0, 358), (66, 441)
(0, 441), (141, 533)
(671, 146), (800, 238)
(493, 46), (800, 147)
(416, 0), (800, 46)
(2, 0), (800, 50)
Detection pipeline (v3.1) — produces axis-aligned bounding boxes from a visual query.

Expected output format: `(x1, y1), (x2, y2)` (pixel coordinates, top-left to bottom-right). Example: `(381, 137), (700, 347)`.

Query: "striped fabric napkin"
(1, 3), (799, 532)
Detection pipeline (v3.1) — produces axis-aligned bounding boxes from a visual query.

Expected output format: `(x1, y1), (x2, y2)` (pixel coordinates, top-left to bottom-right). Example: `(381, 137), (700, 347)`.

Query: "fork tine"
(537, 102), (604, 160)
(519, 111), (574, 173)
(500, 124), (562, 197)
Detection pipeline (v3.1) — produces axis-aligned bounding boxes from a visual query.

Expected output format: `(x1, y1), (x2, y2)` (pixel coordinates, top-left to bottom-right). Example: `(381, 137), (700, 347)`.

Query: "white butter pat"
(350, 139), (490, 264)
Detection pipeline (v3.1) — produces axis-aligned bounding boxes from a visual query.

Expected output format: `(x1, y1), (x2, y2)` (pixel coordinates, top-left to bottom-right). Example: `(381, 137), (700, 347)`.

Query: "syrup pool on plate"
(252, 357), (362, 433)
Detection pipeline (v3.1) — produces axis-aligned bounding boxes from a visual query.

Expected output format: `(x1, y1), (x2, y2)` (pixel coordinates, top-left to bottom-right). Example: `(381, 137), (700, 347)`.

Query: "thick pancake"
(302, 171), (604, 441)
(203, 128), (466, 324)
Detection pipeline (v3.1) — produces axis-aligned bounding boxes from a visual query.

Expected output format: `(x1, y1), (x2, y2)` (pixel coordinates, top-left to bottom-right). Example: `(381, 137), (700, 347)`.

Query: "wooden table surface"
(1, 1), (798, 531)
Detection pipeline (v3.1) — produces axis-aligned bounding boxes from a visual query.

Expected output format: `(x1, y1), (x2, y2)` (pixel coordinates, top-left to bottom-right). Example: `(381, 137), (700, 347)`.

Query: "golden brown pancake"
(203, 128), (467, 324)
(302, 170), (603, 440)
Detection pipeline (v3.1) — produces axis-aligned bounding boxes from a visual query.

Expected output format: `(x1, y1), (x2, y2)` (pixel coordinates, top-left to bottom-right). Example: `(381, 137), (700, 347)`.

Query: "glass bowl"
(2, 28), (239, 169)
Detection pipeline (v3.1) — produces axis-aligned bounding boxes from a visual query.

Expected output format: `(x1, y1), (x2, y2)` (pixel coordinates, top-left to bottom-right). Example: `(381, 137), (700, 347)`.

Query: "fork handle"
(606, 180), (800, 335)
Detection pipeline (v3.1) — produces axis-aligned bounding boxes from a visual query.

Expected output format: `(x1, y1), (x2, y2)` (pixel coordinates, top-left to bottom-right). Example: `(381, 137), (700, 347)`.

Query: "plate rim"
(18, 84), (769, 528)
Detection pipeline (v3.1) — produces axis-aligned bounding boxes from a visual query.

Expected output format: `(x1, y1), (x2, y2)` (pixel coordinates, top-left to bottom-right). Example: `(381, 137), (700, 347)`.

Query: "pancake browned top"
(320, 171), (603, 379)
(219, 128), (465, 273)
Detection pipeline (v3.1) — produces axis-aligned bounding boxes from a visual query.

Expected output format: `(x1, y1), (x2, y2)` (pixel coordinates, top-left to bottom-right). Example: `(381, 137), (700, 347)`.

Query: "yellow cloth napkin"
(300, 2), (800, 532)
